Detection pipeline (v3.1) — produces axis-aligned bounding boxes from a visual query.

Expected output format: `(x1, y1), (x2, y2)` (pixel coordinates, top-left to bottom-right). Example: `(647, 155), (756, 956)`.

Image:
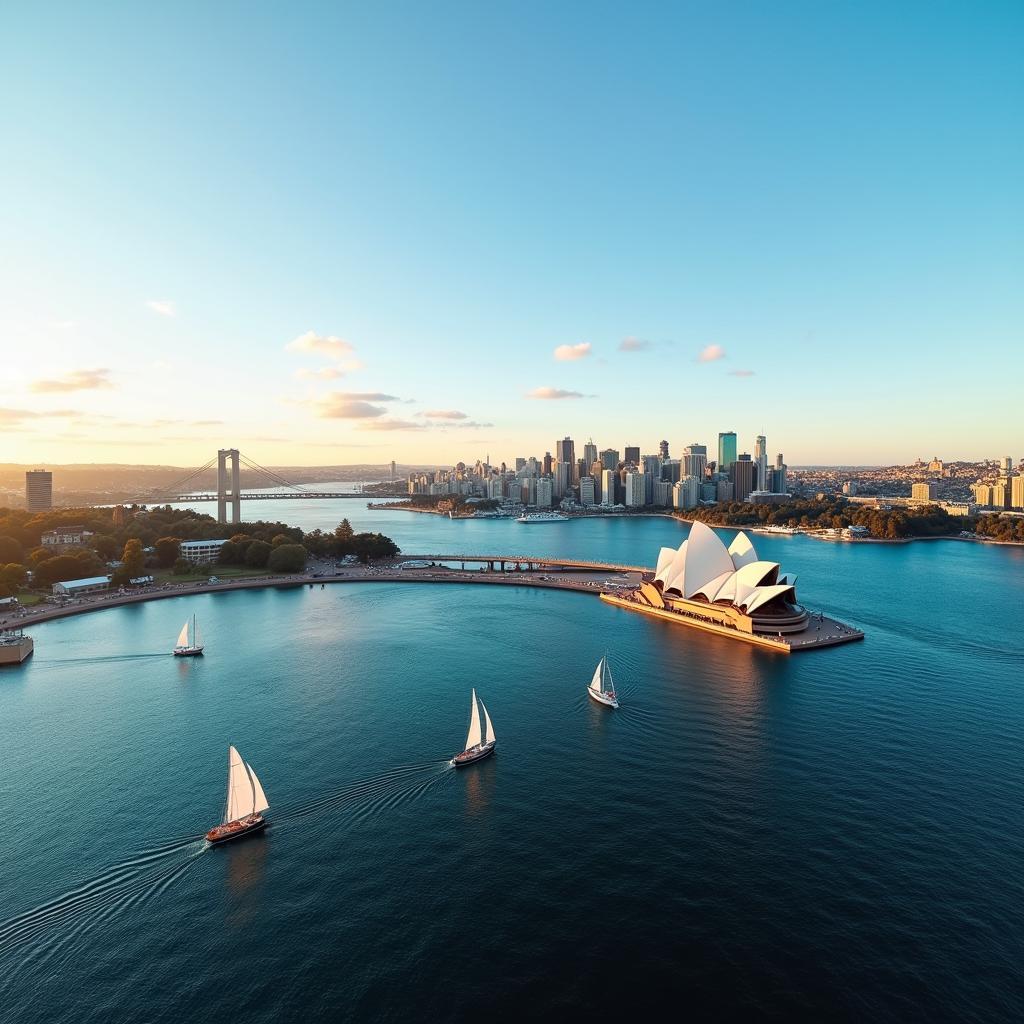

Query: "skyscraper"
(600, 449), (619, 471)
(583, 439), (598, 469)
(754, 435), (768, 493)
(579, 476), (596, 506)
(624, 446), (640, 467)
(659, 439), (670, 460)
(682, 444), (707, 481)
(718, 432), (737, 472)
(772, 454), (788, 494)
(556, 436), (575, 467)
(543, 452), (553, 476)
(642, 454), (663, 482)
(601, 469), (617, 507)
(25, 470), (53, 512)
(731, 454), (754, 501)
(624, 471), (646, 508)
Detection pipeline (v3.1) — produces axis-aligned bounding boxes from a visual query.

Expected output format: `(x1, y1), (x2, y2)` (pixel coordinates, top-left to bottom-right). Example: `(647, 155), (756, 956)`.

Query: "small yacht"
(516, 511), (568, 523)
(587, 656), (619, 708)
(452, 688), (496, 766)
(173, 614), (204, 657)
(205, 745), (270, 845)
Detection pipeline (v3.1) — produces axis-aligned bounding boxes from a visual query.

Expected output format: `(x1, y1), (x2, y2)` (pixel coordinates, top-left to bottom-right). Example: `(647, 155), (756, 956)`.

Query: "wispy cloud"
(358, 418), (427, 431)
(728, 369), (756, 377)
(697, 344), (726, 363)
(31, 368), (114, 393)
(328, 392), (400, 402)
(527, 386), (587, 400)
(418, 409), (468, 420)
(619, 336), (651, 352)
(553, 342), (591, 361)
(286, 330), (355, 361)
(319, 399), (388, 419)
(147, 299), (176, 317)
(294, 366), (346, 381)
(0, 407), (80, 425)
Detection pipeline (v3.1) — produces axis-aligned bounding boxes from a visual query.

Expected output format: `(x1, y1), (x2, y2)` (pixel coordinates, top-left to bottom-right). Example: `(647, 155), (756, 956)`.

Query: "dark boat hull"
(173, 648), (204, 657)
(453, 742), (496, 767)
(205, 815), (266, 845)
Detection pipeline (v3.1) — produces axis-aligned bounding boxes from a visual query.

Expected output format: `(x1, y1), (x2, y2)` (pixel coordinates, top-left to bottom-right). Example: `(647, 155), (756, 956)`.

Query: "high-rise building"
(754, 435), (768, 493)
(556, 436), (575, 468)
(653, 480), (672, 507)
(682, 444), (707, 481)
(1000, 456), (1013, 474)
(625, 471), (646, 508)
(579, 476), (596, 506)
(971, 482), (993, 507)
(642, 454), (663, 481)
(25, 470), (53, 512)
(718, 432), (737, 472)
(731, 454), (754, 501)
(1011, 475), (1024, 510)
(583, 439), (598, 469)
(536, 477), (553, 507)
(112, 505), (127, 527)
(673, 475), (700, 510)
(542, 452), (553, 476)
(911, 482), (938, 501)
(772, 459), (788, 495)
(843, 480), (858, 496)
(624, 446), (640, 467)
(601, 469), (617, 506)
(555, 461), (572, 498)
(659, 439), (670, 460)
(716, 480), (735, 502)
(600, 449), (619, 471)
(664, 459), (681, 483)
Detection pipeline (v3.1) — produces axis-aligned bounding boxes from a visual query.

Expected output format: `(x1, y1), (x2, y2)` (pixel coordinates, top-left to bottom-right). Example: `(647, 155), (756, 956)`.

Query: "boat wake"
(0, 834), (205, 998)
(37, 653), (170, 666)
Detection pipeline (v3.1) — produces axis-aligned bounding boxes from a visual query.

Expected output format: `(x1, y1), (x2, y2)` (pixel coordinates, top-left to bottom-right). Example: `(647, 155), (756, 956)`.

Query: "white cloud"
(698, 344), (726, 363)
(358, 418), (427, 431)
(527, 386), (586, 400)
(418, 409), (468, 420)
(553, 342), (592, 361)
(147, 300), (176, 317)
(31, 368), (114, 393)
(286, 330), (355, 361)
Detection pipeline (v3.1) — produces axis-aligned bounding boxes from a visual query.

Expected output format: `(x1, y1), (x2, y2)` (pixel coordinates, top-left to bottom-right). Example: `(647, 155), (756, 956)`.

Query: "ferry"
(0, 629), (33, 666)
(516, 511), (569, 523)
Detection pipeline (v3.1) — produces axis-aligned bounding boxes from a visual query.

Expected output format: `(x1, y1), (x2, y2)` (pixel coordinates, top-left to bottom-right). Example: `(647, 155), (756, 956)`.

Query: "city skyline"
(2, 5), (1022, 466)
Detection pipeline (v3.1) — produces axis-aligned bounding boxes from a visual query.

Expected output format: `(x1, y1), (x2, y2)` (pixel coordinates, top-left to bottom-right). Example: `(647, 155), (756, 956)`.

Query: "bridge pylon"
(217, 449), (241, 524)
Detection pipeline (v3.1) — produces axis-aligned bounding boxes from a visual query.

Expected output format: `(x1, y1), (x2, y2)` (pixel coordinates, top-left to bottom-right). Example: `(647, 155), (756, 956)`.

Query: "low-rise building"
(179, 539), (228, 565)
(53, 576), (111, 597)
(41, 526), (94, 547)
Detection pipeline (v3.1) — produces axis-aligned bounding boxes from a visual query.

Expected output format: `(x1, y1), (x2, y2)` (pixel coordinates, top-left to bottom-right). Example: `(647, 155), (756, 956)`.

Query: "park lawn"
(151, 565), (278, 585)
(15, 593), (46, 607)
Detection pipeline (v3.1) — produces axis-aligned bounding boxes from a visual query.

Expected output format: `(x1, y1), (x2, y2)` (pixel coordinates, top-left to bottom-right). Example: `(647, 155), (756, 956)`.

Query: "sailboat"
(205, 745), (270, 845)
(173, 613), (204, 656)
(452, 688), (496, 767)
(588, 656), (619, 708)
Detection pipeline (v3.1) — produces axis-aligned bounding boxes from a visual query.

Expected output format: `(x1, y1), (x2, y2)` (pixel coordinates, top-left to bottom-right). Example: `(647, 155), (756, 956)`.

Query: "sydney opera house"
(601, 521), (863, 651)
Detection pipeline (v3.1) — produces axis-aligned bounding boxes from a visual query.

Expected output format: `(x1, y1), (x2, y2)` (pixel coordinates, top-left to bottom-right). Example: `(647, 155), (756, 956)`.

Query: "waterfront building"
(521, 477), (538, 505)
(683, 444), (707, 481)
(579, 476), (596, 506)
(731, 454), (755, 502)
(716, 480), (735, 502)
(180, 539), (228, 565)
(487, 477), (504, 500)
(911, 482), (938, 502)
(536, 477), (553, 508)
(1012, 475), (1024, 510)
(718, 432), (737, 473)
(653, 480), (672, 507)
(583, 440), (598, 469)
(754, 436), (768, 492)
(601, 469), (617, 507)
(971, 483), (994, 507)
(700, 483), (717, 501)
(991, 481), (1009, 509)
(25, 470), (53, 512)
(673, 475), (700, 510)
(624, 446), (640, 467)
(625, 471), (647, 508)
(52, 575), (111, 597)
(600, 449), (619, 471)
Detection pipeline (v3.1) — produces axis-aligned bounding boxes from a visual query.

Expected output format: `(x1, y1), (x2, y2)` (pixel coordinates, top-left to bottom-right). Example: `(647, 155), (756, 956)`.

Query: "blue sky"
(1, 1), (1021, 466)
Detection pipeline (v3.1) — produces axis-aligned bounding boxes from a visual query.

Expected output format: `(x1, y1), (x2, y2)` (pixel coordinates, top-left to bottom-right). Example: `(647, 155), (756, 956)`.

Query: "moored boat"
(516, 511), (568, 523)
(205, 745), (270, 845)
(452, 688), (496, 766)
(0, 629), (33, 666)
(587, 655), (619, 708)
(173, 614), (204, 656)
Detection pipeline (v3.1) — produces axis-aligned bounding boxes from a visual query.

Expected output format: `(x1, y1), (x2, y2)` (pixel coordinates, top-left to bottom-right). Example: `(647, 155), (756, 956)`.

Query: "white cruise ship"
(516, 511), (569, 523)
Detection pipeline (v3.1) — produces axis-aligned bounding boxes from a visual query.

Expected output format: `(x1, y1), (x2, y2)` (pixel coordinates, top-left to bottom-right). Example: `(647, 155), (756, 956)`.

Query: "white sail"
(481, 701), (495, 745)
(589, 657), (604, 692)
(465, 689), (482, 749)
(246, 762), (270, 814)
(176, 621), (190, 649)
(224, 745), (256, 823)
(604, 660), (615, 694)
(194, 617), (202, 648)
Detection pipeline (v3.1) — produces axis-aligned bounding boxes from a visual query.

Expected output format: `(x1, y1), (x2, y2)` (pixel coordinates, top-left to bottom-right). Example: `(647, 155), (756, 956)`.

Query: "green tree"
(91, 535), (120, 560)
(172, 557), (193, 576)
(268, 543), (308, 573)
(218, 541), (243, 565)
(333, 518), (355, 556)
(154, 537), (182, 568)
(0, 563), (27, 590)
(0, 535), (23, 563)
(271, 533), (292, 547)
(121, 538), (146, 579)
(352, 532), (400, 563)
(245, 540), (272, 568)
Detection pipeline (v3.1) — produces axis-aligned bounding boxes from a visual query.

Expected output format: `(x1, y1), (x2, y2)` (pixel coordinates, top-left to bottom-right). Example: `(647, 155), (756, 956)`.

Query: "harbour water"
(2, 507), (1023, 1022)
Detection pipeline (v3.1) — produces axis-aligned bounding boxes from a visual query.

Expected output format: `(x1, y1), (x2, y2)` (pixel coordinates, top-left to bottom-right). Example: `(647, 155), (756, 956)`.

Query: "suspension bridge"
(118, 449), (400, 523)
